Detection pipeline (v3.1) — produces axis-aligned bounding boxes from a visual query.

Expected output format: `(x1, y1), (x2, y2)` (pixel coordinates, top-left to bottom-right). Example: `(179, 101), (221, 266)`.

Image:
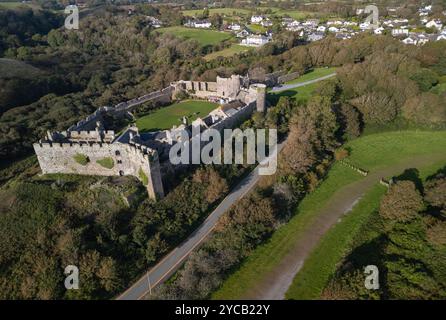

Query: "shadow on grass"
(394, 168), (424, 193)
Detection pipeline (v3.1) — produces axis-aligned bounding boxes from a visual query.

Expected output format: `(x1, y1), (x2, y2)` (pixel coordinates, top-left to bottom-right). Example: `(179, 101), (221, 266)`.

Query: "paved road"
(117, 143), (284, 300)
(270, 73), (337, 93)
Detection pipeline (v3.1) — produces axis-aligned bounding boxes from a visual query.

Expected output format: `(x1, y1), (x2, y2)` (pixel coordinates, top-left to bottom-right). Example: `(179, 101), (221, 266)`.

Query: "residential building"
(251, 15), (264, 24)
(241, 34), (271, 47)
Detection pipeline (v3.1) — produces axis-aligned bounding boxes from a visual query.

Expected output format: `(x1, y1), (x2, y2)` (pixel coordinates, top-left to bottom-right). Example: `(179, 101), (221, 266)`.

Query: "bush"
(138, 167), (149, 186)
(334, 148), (349, 161)
(96, 157), (114, 169)
(73, 153), (89, 166)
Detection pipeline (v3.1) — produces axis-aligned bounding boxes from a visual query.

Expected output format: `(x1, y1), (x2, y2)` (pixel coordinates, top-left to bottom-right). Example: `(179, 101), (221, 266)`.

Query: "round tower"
(250, 83), (267, 113)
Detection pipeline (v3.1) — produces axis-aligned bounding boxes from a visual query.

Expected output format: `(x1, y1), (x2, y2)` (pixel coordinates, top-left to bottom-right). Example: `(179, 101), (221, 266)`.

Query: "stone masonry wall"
(33, 141), (164, 199)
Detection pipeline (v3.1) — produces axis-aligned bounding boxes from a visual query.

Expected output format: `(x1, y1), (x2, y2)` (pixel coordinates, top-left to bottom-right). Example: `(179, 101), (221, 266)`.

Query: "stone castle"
(33, 74), (267, 200)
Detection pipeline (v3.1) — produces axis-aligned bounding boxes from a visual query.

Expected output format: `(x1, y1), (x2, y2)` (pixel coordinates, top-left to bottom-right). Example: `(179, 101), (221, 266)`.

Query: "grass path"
(212, 131), (446, 299)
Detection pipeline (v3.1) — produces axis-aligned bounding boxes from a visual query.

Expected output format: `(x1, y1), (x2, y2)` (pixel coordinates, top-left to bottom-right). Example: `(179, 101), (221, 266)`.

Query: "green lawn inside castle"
(135, 100), (219, 132)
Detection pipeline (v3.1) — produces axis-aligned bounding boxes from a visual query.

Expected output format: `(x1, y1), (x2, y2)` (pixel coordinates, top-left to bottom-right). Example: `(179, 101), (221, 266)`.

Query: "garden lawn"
(136, 100), (218, 132)
(212, 130), (446, 299)
(156, 27), (233, 46)
(247, 24), (267, 34)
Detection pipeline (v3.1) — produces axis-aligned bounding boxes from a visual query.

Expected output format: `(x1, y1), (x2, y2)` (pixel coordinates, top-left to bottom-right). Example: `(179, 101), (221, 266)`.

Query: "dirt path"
(243, 153), (446, 300)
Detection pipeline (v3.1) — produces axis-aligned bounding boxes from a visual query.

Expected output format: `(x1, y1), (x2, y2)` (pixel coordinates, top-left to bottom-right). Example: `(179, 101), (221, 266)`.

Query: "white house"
(417, 34), (430, 45)
(288, 20), (300, 27)
(437, 34), (446, 41)
(241, 34), (271, 47)
(302, 19), (319, 28)
(374, 27), (385, 35)
(286, 25), (303, 32)
(402, 36), (417, 45)
(251, 15), (264, 24)
(328, 26), (339, 33)
(392, 28), (409, 37)
(317, 25), (327, 32)
(335, 33), (352, 40)
(236, 29), (251, 38)
(426, 19), (443, 30)
(327, 20), (343, 26)
(261, 19), (273, 27)
(307, 32), (325, 42)
(359, 22), (371, 30)
(146, 16), (162, 28)
(403, 34), (430, 45)
(194, 20), (212, 28)
(394, 18), (409, 24)
(228, 23), (241, 31)
(185, 20), (212, 28)
(344, 21), (358, 26)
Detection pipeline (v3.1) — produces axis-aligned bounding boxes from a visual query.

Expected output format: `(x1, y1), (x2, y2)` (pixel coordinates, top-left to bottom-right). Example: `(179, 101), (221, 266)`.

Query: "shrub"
(138, 167), (148, 186)
(73, 153), (89, 166)
(96, 157), (114, 169)
(335, 148), (350, 161)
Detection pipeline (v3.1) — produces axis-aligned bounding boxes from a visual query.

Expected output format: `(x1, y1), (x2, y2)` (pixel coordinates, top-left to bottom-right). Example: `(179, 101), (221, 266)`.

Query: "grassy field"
(136, 100), (218, 132)
(156, 27), (233, 46)
(285, 158), (446, 299)
(212, 130), (446, 299)
(182, 8), (252, 17)
(268, 82), (318, 104)
(182, 7), (314, 20)
(267, 67), (337, 104)
(267, 8), (314, 20)
(204, 44), (252, 61)
(285, 67), (337, 85)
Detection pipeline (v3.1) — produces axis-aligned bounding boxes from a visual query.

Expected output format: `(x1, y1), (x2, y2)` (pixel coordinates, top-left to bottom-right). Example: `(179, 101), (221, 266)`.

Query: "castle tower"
(216, 75), (242, 99)
(250, 83), (267, 113)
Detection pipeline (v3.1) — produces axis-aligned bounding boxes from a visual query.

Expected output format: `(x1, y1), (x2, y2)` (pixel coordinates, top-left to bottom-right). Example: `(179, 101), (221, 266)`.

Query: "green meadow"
(156, 26), (233, 47)
(204, 44), (252, 61)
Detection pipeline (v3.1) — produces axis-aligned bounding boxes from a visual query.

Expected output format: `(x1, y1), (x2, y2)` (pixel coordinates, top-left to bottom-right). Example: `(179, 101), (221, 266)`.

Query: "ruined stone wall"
(209, 102), (256, 133)
(173, 80), (218, 99)
(277, 71), (301, 84)
(33, 141), (164, 199)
